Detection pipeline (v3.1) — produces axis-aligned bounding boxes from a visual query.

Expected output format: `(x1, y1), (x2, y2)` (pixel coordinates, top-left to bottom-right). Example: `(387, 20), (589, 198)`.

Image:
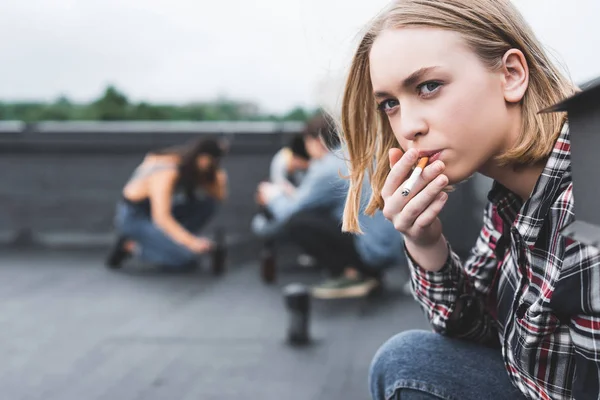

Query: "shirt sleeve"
(563, 243), (600, 399)
(569, 313), (600, 399)
(408, 202), (505, 346)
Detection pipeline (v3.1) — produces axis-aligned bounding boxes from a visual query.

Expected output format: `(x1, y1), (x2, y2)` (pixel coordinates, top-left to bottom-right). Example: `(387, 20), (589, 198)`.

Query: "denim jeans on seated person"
(369, 330), (526, 400)
(114, 195), (217, 268)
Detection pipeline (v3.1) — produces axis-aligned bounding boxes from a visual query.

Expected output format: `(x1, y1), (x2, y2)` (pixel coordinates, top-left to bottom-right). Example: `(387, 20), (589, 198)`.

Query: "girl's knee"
(369, 330), (436, 399)
(371, 330), (432, 371)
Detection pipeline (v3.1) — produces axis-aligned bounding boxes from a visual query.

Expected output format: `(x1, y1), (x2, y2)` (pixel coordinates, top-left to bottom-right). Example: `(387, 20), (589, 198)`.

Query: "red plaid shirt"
(408, 125), (600, 399)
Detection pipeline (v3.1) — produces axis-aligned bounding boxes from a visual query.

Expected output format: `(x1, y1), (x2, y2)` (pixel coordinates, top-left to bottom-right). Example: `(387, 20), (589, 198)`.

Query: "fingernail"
(407, 149), (418, 159)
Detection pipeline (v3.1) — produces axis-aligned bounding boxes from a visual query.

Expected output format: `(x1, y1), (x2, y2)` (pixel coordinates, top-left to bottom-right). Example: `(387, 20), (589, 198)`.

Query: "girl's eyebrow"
(373, 66), (441, 99)
(401, 66), (441, 89)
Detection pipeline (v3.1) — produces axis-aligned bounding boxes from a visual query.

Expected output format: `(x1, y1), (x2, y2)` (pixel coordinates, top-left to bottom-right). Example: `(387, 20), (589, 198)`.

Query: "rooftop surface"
(1, 249), (428, 400)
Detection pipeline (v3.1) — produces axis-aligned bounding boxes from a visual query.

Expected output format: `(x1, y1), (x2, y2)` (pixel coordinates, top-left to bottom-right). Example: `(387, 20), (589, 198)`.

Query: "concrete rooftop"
(1, 249), (428, 400)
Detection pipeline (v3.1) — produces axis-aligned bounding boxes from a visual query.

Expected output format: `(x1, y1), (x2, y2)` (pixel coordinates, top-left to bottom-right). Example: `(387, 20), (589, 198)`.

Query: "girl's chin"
(445, 168), (477, 186)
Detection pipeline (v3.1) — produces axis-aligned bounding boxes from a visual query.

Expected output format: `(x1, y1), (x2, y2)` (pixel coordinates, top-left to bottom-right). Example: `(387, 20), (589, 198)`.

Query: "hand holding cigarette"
(380, 148), (449, 248)
(401, 156), (429, 197)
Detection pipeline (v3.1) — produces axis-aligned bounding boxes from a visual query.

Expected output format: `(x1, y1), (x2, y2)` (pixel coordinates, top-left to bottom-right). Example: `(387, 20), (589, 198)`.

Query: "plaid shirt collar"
(487, 124), (571, 246)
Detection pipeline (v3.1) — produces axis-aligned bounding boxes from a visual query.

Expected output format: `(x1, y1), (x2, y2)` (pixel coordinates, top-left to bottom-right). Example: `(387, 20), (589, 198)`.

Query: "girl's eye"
(377, 99), (399, 113)
(417, 81), (442, 97)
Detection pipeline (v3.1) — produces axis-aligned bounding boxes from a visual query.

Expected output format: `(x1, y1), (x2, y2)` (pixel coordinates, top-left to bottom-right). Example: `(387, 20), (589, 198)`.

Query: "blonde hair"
(340, 0), (575, 233)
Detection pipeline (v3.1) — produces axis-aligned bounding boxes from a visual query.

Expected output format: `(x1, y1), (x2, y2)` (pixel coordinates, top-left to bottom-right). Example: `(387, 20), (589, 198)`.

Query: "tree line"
(0, 85), (315, 122)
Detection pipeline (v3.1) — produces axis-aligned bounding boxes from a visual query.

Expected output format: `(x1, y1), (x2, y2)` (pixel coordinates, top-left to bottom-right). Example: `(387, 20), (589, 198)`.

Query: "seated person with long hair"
(106, 137), (227, 269)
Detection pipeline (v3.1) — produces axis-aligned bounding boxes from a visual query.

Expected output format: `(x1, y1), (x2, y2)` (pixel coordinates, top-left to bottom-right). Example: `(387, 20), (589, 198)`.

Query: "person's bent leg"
(369, 330), (526, 400)
(121, 217), (198, 269)
(285, 211), (382, 298)
(106, 201), (138, 268)
(285, 211), (359, 277)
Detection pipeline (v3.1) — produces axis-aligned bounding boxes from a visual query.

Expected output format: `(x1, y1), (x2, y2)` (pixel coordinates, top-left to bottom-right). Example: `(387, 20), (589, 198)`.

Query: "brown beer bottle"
(211, 228), (226, 276)
(261, 240), (276, 283)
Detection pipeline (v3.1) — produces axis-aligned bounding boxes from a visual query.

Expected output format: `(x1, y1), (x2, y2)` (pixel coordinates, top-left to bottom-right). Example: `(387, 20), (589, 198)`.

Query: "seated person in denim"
(269, 133), (311, 195)
(253, 112), (403, 298)
(106, 137), (227, 269)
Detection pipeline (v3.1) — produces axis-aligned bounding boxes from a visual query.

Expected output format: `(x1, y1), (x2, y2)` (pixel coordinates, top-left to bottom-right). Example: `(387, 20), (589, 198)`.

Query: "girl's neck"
(482, 160), (546, 201)
(480, 110), (547, 201)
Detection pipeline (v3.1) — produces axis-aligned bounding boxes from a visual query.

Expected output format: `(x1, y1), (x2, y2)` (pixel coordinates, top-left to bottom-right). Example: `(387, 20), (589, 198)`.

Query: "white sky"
(0, 0), (598, 113)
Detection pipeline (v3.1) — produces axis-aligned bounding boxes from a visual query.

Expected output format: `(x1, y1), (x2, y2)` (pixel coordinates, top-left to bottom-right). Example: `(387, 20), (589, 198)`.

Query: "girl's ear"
(501, 49), (529, 104)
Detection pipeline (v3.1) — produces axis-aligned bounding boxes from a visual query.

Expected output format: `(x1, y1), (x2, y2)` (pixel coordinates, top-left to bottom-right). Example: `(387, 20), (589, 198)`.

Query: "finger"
(200, 241), (212, 252)
(388, 148), (404, 169)
(381, 148), (419, 199)
(413, 192), (448, 229)
(393, 160), (446, 200)
(384, 160), (446, 218)
(393, 174), (449, 230)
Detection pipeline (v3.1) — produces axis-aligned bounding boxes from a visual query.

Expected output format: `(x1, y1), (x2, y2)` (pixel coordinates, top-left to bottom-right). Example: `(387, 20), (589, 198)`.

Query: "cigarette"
(401, 157), (429, 197)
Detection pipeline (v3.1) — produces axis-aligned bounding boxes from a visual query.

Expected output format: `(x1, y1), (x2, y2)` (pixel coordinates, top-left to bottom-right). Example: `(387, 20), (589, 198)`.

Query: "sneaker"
(105, 236), (130, 269)
(311, 276), (379, 299)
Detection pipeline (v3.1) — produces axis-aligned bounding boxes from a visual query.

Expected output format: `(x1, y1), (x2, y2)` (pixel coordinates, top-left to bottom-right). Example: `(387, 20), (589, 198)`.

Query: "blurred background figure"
(106, 137), (228, 270)
(269, 133), (311, 195)
(268, 133), (313, 266)
(252, 111), (344, 239)
(308, 175), (405, 300)
(253, 111), (404, 298)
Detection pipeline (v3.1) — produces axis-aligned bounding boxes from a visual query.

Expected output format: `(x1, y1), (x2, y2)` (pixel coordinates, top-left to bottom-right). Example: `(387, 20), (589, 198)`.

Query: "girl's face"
(196, 154), (214, 171)
(196, 154), (219, 183)
(369, 27), (523, 184)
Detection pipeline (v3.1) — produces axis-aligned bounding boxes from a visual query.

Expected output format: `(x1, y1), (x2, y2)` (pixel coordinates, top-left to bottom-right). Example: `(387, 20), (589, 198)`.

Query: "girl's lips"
(428, 151), (443, 163)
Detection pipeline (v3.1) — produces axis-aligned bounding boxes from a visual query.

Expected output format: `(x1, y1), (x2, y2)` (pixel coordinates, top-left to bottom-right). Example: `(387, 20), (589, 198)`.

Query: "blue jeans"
(114, 196), (217, 268)
(369, 330), (526, 400)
